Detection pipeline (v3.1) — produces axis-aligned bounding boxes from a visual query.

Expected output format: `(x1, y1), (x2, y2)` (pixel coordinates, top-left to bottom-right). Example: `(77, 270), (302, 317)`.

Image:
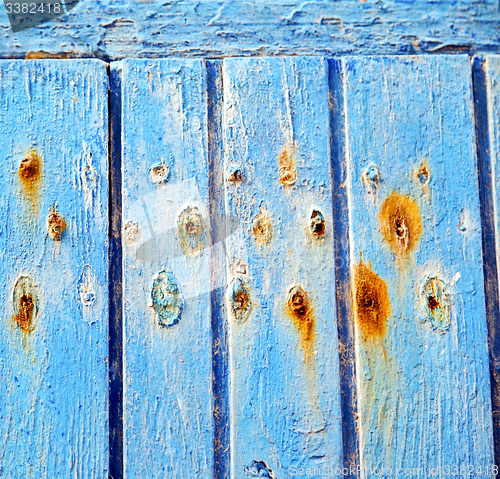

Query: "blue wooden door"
(113, 55), (496, 478)
(1, 54), (499, 478)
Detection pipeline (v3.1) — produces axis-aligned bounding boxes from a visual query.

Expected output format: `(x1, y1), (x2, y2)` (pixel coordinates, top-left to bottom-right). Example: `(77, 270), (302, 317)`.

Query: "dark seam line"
(328, 58), (360, 477)
(207, 59), (231, 479)
(108, 62), (124, 479)
(472, 56), (500, 466)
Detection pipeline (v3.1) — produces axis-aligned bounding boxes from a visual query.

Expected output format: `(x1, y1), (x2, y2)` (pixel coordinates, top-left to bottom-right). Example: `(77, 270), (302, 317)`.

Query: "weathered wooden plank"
(222, 57), (343, 478)
(0, 60), (109, 477)
(343, 55), (494, 475)
(474, 54), (500, 468)
(1, 1), (500, 59)
(119, 59), (214, 478)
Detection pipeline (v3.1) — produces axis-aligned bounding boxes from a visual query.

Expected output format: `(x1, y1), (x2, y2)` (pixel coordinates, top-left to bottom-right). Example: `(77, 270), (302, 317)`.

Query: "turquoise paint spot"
(151, 271), (183, 327)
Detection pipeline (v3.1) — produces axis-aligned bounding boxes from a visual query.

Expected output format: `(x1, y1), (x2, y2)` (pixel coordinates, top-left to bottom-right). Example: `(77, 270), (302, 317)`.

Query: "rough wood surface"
(119, 58), (214, 478)
(222, 56), (343, 478)
(343, 55), (494, 475)
(0, 59), (109, 478)
(0, 1), (499, 60)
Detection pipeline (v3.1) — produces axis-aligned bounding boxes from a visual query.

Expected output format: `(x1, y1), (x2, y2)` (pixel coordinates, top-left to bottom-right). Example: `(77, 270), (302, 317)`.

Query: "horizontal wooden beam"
(0, 0), (499, 60)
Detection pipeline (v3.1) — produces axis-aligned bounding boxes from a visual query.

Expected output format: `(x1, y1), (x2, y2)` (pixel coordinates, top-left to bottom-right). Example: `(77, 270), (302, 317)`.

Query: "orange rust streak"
(15, 294), (34, 332)
(379, 192), (422, 255)
(19, 151), (42, 216)
(287, 286), (315, 364)
(278, 145), (298, 185)
(354, 260), (391, 339)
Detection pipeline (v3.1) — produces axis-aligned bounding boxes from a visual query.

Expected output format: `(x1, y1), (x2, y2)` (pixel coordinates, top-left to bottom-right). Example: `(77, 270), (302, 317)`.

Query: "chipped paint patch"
(13, 276), (39, 333)
(124, 221), (141, 244)
(78, 265), (97, 307)
(47, 207), (66, 241)
(178, 206), (205, 257)
(149, 163), (170, 184)
(419, 276), (450, 334)
(353, 259), (390, 340)
(151, 271), (183, 328)
(379, 192), (422, 256)
(244, 460), (277, 478)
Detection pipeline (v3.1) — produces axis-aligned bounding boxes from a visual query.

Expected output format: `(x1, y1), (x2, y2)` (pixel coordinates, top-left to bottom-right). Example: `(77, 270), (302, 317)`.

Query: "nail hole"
(417, 166), (429, 185)
(310, 210), (325, 238)
(362, 164), (379, 193)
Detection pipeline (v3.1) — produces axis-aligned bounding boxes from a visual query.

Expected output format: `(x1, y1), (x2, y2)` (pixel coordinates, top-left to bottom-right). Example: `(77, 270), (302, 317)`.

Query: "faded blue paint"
(0, 1), (499, 59)
(118, 58), (214, 478)
(343, 55), (494, 474)
(0, 60), (109, 477)
(223, 57), (343, 478)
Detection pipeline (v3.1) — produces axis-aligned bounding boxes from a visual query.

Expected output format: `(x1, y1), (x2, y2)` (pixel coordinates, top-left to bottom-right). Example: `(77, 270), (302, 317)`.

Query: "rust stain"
(379, 192), (422, 256)
(229, 276), (252, 323)
(278, 145), (298, 185)
(47, 207), (67, 241)
(353, 259), (390, 340)
(253, 207), (273, 246)
(310, 210), (325, 238)
(25, 51), (74, 59)
(19, 151), (42, 213)
(227, 168), (243, 182)
(13, 276), (38, 333)
(287, 285), (315, 363)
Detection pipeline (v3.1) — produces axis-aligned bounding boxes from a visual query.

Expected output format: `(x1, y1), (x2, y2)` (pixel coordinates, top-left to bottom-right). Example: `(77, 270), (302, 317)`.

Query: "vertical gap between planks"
(328, 58), (360, 475)
(207, 59), (230, 479)
(472, 56), (500, 466)
(108, 63), (124, 479)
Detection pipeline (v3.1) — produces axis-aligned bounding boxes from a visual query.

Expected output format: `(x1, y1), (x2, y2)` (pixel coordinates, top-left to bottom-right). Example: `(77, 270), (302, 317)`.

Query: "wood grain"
(0, 60), (109, 478)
